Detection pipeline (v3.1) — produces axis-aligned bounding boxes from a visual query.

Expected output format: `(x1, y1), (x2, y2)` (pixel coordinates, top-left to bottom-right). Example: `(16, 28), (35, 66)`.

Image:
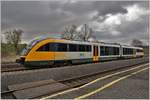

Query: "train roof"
(121, 45), (143, 49)
(54, 38), (121, 46)
(29, 37), (143, 49)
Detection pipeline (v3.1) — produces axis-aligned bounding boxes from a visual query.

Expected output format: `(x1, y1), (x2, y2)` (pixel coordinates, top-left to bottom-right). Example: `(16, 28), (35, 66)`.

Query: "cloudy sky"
(1, 0), (149, 45)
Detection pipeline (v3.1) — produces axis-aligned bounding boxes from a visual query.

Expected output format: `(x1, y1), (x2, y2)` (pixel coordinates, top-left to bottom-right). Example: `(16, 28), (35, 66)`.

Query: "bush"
(1, 43), (27, 57)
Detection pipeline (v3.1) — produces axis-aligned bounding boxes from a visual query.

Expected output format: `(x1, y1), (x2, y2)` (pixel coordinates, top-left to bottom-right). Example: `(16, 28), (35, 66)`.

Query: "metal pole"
(84, 24), (87, 41)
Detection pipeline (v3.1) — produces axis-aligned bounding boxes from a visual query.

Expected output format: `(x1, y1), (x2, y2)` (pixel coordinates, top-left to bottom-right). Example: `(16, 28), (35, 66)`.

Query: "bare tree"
(131, 39), (143, 47)
(87, 28), (93, 40)
(3, 29), (23, 54)
(61, 25), (77, 40)
(62, 24), (94, 41)
(80, 24), (93, 41)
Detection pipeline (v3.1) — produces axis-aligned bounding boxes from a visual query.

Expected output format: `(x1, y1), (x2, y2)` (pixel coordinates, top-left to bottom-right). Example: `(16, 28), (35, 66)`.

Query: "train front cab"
(121, 46), (144, 58)
(135, 47), (144, 58)
(17, 38), (56, 67)
(18, 39), (95, 66)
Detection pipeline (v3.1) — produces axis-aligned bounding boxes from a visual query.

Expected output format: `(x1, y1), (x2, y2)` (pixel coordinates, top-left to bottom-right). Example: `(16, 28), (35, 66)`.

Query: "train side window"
(113, 47), (119, 55)
(37, 43), (49, 51)
(137, 49), (143, 52)
(123, 48), (126, 54)
(123, 48), (134, 55)
(49, 43), (56, 51)
(112, 47), (115, 55)
(83, 45), (86, 51)
(116, 48), (119, 55)
(129, 48), (133, 54)
(85, 45), (88, 52)
(79, 45), (86, 52)
(105, 46), (109, 55)
(56, 43), (67, 52)
(109, 47), (113, 55)
(113, 47), (115, 55)
(131, 49), (133, 54)
(101, 46), (119, 55)
(86, 45), (91, 52)
(69, 44), (78, 52)
(128, 48), (130, 54)
(100, 46), (105, 56)
(89, 45), (92, 51)
(123, 48), (124, 54)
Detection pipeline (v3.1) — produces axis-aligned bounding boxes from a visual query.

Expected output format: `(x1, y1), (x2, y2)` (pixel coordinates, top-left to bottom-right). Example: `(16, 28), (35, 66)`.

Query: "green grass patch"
(1, 43), (27, 63)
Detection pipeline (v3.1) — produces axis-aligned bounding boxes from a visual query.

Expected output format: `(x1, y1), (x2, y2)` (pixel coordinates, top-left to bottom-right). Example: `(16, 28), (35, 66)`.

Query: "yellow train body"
(25, 39), (55, 61)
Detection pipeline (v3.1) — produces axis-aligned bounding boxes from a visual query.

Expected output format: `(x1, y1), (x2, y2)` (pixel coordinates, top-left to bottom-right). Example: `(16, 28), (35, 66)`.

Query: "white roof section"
(121, 45), (143, 49)
(33, 37), (143, 49)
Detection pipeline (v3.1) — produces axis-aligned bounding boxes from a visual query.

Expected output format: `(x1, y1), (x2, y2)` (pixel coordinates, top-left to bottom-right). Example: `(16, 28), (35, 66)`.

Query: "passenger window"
(87, 45), (91, 52)
(100, 46), (119, 56)
(79, 45), (86, 51)
(56, 43), (67, 52)
(137, 49), (143, 52)
(113, 47), (119, 55)
(68, 44), (91, 52)
(69, 44), (78, 52)
(105, 47), (109, 55)
(109, 47), (113, 55)
(123, 48), (134, 55)
(37, 43), (49, 51)
(100, 46), (105, 56)
(37, 43), (57, 51)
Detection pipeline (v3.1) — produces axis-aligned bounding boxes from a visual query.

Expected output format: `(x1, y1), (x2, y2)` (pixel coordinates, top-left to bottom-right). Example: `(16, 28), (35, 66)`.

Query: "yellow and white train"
(17, 37), (144, 67)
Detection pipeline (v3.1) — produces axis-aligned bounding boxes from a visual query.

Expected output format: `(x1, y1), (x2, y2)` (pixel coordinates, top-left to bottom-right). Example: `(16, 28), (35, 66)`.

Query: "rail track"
(1, 63), (63, 72)
(1, 58), (142, 73)
(0, 60), (115, 72)
(1, 63), (28, 72)
(1, 61), (148, 99)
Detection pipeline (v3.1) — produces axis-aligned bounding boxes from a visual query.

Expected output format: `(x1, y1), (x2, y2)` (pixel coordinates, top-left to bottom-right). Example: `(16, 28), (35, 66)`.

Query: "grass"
(1, 43), (26, 63)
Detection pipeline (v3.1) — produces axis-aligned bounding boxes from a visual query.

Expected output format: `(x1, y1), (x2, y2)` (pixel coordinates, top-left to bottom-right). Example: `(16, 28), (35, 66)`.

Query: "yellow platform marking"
(41, 63), (149, 99)
(75, 67), (149, 99)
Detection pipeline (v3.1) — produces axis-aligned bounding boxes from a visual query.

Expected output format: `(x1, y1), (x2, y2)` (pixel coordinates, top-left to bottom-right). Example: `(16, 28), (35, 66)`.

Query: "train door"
(93, 45), (99, 62)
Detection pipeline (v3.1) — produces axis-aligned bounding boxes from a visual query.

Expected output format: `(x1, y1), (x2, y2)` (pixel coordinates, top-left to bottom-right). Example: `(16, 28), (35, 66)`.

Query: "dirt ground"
(1, 55), (20, 63)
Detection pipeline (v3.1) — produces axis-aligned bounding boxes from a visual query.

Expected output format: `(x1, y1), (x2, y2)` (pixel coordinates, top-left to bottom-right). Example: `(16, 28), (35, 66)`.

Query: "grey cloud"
(1, 1), (149, 45)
